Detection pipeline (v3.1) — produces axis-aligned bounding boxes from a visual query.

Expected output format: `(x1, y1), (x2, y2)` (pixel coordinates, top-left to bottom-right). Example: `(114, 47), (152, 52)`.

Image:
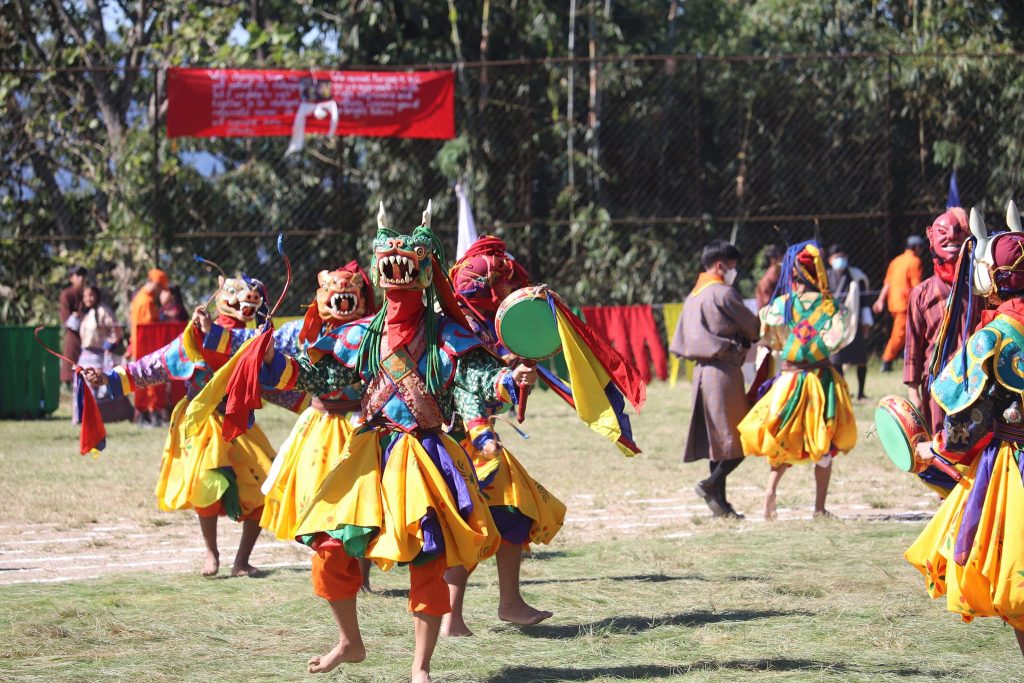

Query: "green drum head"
(874, 407), (914, 472)
(497, 297), (561, 360)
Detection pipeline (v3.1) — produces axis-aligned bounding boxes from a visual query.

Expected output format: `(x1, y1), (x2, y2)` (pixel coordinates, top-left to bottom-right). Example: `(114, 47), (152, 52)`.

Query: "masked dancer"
(905, 206), (1024, 655)
(258, 203), (529, 681)
(82, 273), (307, 577)
(440, 236), (567, 636)
(739, 241), (858, 520)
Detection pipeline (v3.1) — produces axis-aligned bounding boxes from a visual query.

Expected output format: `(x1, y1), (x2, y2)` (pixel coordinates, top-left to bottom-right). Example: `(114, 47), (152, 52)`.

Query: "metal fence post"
(883, 52), (895, 261)
(152, 67), (162, 264)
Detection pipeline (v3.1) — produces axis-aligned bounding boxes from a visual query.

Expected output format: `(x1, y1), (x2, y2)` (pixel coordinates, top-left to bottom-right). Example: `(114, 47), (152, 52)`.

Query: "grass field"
(1, 364), (1021, 681)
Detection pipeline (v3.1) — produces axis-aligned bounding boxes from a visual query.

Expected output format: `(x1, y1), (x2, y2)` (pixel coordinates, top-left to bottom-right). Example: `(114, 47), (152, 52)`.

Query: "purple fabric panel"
(414, 433), (478, 557)
(121, 347), (171, 388)
(953, 440), (1000, 565)
(419, 433), (475, 518)
(491, 506), (531, 544)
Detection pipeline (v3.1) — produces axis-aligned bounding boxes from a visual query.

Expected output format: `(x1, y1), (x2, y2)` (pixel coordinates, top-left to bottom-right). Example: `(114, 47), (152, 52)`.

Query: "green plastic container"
(0, 326), (61, 418)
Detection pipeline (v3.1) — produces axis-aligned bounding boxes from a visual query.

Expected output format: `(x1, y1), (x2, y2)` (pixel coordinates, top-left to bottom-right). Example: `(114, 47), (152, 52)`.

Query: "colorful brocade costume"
(264, 317), (513, 567)
(204, 318), (362, 540)
(207, 262), (378, 542)
(105, 317), (307, 521)
(454, 312), (566, 548)
(449, 237), (567, 548)
(739, 245), (858, 466)
(905, 302), (1024, 629)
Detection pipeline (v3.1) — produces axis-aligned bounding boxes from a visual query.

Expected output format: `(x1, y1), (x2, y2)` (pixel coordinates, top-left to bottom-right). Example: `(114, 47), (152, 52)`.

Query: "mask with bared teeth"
(299, 261), (377, 344)
(215, 274), (267, 326)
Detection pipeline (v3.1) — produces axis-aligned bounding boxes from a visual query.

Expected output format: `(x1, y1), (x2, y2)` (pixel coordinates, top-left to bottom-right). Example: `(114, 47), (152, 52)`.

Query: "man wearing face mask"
(827, 245), (872, 401)
(671, 240), (761, 518)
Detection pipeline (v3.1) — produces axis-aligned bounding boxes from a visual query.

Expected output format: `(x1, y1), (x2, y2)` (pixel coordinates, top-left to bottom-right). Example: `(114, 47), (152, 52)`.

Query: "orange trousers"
(312, 546), (450, 616)
(882, 311), (907, 362)
(134, 383), (167, 413)
(195, 501), (263, 521)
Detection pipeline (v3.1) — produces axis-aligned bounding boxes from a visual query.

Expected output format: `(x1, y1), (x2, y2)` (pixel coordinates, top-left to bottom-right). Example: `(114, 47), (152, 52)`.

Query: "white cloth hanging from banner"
(285, 100), (339, 156)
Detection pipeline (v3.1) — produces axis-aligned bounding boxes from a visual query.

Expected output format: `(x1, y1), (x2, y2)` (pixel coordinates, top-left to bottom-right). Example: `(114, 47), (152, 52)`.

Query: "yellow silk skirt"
(294, 429), (501, 571)
(260, 406), (357, 541)
(154, 398), (274, 519)
(463, 438), (566, 546)
(905, 443), (1024, 629)
(739, 367), (856, 466)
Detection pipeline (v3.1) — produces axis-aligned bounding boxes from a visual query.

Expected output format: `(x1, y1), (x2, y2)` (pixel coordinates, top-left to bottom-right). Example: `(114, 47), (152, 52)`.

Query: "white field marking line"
(602, 521), (679, 530)
(0, 536), (96, 547)
(2, 574), (103, 585)
(662, 532), (695, 539)
(0, 559), (314, 586)
(625, 498), (680, 504)
(1, 542), (297, 566)
(0, 553), (109, 565)
(0, 522), (62, 530)
(565, 511), (698, 524)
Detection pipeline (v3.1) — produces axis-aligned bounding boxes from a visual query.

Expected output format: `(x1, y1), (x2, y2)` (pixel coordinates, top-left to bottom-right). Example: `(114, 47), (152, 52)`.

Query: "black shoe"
(880, 361), (893, 373)
(694, 481), (727, 517)
(720, 502), (745, 520)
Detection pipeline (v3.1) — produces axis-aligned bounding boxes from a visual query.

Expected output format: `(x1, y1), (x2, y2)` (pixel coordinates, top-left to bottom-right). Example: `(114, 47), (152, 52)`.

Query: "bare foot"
(307, 640), (366, 674)
(763, 493), (777, 522)
(230, 563), (263, 578)
(441, 613), (474, 637)
(202, 551), (220, 577)
(498, 600), (553, 626)
(411, 669), (432, 683)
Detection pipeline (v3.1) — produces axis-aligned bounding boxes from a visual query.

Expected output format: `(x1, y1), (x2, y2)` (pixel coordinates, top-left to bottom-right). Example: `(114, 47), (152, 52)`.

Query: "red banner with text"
(166, 68), (455, 140)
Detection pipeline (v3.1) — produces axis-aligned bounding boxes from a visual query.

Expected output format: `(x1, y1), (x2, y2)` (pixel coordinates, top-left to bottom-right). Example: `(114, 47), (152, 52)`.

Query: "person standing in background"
(73, 283), (132, 423)
(129, 268), (168, 425)
(59, 265), (88, 389)
(827, 244), (872, 401)
(756, 245), (785, 310)
(671, 240), (761, 519)
(873, 235), (925, 372)
(159, 285), (189, 322)
(904, 208), (972, 434)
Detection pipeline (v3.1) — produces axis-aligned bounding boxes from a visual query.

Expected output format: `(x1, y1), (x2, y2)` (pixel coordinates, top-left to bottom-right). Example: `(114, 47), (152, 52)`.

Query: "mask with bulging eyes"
(315, 268), (369, 325)
(215, 275), (265, 323)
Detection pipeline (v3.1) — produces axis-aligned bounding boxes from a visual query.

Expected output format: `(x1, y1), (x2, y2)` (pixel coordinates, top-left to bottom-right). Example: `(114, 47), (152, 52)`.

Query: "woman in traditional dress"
(738, 241), (858, 520)
(72, 283), (132, 423)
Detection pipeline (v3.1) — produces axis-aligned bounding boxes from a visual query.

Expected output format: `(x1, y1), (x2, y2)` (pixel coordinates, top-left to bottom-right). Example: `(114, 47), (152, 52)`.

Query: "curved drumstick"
(33, 325), (77, 367)
(269, 234), (292, 319)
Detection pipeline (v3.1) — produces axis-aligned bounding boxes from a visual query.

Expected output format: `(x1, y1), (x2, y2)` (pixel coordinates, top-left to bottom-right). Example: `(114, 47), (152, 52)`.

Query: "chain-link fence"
(4, 53), (1024, 329)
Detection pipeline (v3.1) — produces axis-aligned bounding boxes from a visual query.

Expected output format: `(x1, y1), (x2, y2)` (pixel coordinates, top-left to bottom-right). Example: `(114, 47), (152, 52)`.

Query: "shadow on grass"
(484, 658), (941, 681)
(524, 550), (570, 561)
(508, 609), (812, 640)
(521, 573), (706, 587)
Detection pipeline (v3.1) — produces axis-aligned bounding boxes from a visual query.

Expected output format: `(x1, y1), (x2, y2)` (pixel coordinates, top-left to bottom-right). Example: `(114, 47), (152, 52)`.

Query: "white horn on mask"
(421, 199), (432, 229)
(1007, 200), (1022, 233)
(970, 206), (994, 296)
(377, 201), (389, 230)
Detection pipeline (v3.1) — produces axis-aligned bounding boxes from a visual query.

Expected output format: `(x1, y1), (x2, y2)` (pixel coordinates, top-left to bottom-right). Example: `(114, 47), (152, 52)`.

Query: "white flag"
(455, 183), (479, 259)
